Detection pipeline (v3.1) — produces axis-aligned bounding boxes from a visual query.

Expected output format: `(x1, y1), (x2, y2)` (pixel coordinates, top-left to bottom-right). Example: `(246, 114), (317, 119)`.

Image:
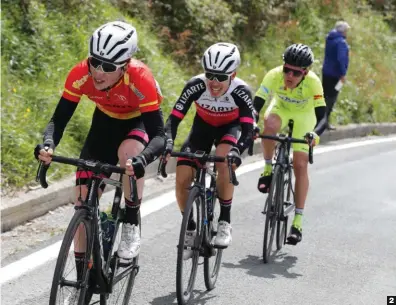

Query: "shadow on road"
(150, 289), (217, 305)
(223, 252), (303, 279)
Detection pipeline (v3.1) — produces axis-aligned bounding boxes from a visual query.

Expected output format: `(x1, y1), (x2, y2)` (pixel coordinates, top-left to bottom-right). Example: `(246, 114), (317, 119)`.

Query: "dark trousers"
(322, 74), (340, 119)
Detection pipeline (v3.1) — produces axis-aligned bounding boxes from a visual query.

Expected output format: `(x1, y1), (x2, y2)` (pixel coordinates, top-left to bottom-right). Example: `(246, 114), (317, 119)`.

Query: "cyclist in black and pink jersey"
(164, 42), (255, 259)
(34, 21), (166, 267)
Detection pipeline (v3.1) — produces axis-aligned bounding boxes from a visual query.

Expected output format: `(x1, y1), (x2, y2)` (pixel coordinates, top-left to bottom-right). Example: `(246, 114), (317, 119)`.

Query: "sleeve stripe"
(140, 100), (158, 108)
(64, 88), (82, 98)
(240, 117), (254, 124)
(314, 95), (323, 100)
(171, 109), (185, 119)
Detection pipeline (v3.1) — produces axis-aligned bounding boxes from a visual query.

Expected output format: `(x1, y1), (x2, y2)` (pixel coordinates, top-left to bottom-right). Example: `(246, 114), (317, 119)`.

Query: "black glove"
(228, 147), (242, 168)
(132, 155), (147, 179)
(34, 140), (55, 160)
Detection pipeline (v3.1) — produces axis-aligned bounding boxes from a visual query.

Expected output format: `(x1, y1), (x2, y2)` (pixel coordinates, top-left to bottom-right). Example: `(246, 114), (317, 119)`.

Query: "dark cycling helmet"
(282, 43), (314, 68)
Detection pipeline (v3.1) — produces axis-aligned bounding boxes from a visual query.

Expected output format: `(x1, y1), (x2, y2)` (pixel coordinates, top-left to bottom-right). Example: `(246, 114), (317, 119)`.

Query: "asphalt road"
(2, 137), (396, 305)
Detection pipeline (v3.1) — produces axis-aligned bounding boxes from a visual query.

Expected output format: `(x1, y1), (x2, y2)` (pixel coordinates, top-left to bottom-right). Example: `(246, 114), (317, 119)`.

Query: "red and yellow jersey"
(62, 59), (162, 119)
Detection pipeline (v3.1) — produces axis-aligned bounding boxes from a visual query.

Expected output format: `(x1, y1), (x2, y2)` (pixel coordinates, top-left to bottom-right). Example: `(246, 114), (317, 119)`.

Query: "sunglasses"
(205, 72), (231, 82)
(283, 66), (305, 77)
(89, 57), (126, 73)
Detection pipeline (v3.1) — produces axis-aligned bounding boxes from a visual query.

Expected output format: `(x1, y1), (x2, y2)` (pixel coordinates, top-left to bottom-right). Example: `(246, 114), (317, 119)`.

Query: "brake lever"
(227, 156), (239, 186)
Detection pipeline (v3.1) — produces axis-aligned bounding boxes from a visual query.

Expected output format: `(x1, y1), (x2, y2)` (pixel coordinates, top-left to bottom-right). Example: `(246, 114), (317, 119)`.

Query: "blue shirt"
(322, 30), (349, 78)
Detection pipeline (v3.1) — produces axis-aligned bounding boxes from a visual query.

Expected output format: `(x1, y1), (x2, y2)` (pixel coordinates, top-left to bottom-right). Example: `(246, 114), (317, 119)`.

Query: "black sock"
(182, 211), (196, 231)
(75, 251), (85, 281)
(219, 198), (232, 223)
(125, 198), (141, 225)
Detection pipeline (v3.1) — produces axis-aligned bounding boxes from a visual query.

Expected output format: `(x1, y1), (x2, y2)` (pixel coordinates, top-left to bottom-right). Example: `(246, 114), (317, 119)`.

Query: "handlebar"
(36, 155), (126, 189)
(255, 134), (314, 164)
(157, 151), (239, 186)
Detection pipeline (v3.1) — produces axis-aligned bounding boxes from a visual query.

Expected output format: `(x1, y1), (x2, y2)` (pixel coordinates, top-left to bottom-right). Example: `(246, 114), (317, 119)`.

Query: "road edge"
(2, 122), (396, 232)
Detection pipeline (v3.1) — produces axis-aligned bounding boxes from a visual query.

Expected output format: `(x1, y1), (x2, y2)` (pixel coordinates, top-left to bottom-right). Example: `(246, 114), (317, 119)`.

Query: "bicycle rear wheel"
(203, 192), (223, 291)
(262, 165), (281, 263)
(176, 186), (202, 305)
(49, 208), (93, 305)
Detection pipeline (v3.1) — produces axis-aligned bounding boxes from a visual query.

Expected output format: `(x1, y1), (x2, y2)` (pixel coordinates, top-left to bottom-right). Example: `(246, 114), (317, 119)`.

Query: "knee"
(264, 115), (281, 133)
(293, 158), (308, 175)
(176, 167), (194, 190)
(118, 139), (144, 164)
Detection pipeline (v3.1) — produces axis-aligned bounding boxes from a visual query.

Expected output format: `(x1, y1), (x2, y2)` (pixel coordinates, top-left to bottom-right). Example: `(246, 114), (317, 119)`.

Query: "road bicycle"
(36, 155), (140, 305)
(252, 120), (314, 263)
(158, 150), (238, 305)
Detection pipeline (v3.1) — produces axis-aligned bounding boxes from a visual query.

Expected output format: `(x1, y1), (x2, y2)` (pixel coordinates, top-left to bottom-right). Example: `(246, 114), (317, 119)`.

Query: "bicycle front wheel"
(203, 193), (222, 291)
(176, 186), (202, 305)
(263, 165), (282, 263)
(49, 208), (93, 305)
(101, 211), (141, 305)
(276, 168), (288, 250)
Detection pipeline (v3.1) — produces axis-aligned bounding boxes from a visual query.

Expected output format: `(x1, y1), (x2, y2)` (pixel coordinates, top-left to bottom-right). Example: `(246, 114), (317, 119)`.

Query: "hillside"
(1, 0), (396, 193)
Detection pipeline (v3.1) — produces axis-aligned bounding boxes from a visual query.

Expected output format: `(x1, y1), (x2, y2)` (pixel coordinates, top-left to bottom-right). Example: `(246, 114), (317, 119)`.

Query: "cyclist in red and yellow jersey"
(34, 21), (166, 265)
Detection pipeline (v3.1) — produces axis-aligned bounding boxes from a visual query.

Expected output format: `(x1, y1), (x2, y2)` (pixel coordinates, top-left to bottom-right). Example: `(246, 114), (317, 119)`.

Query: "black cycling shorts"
(76, 107), (148, 187)
(177, 115), (240, 168)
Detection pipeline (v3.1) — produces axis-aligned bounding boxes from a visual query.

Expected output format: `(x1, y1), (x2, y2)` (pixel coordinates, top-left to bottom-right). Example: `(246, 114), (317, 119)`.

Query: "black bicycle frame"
(36, 155), (138, 295)
(190, 160), (218, 247)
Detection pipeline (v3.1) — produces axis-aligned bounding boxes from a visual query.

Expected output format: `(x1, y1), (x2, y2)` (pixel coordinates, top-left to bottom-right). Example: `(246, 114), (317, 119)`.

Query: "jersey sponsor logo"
(260, 85), (270, 94)
(89, 96), (104, 100)
(179, 82), (205, 104)
(200, 104), (236, 112)
(278, 94), (307, 104)
(114, 93), (128, 104)
(155, 79), (163, 96)
(314, 94), (323, 100)
(72, 75), (89, 90)
(233, 88), (254, 110)
(129, 83), (145, 100)
(223, 96), (231, 103)
(175, 103), (184, 111)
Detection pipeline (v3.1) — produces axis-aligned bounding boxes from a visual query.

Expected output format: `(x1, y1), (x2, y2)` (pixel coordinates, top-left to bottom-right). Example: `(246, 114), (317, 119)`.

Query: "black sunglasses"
(283, 66), (305, 77)
(205, 72), (230, 82)
(89, 57), (125, 73)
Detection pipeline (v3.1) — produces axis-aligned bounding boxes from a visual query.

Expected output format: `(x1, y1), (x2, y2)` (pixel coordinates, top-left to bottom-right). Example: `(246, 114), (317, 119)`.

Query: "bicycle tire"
(276, 168), (287, 250)
(203, 193), (223, 291)
(49, 209), (93, 305)
(101, 211), (141, 305)
(262, 165), (281, 263)
(176, 186), (202, 305)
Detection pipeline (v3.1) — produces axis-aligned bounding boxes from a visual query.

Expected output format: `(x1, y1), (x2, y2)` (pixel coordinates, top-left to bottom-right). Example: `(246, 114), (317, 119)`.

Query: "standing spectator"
(322, 20), (350, 130)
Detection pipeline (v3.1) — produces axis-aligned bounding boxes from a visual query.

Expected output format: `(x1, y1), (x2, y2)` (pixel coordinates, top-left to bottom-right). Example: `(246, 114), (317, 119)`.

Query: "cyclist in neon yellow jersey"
(253, 44), (327, 245)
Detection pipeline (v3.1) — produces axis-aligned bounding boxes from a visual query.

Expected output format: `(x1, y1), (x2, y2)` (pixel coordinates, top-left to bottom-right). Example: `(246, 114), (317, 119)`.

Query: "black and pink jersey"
(165, 74), (255, 153)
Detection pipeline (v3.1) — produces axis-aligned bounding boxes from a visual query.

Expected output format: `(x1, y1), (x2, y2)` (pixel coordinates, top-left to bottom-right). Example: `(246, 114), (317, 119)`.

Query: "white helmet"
(202, 42), (241, 74)
(89, 21), (138, 64)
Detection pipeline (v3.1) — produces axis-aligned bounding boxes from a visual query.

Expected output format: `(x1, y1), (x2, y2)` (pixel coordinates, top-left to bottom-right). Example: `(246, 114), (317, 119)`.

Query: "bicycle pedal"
(133, 265), (140, 275)
(280, 215), (288, 221)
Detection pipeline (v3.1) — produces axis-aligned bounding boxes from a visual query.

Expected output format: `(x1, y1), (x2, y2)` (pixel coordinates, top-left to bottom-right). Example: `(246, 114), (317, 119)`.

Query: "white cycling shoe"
(117, 223), (140, 259)
(213, 221), (232, 248)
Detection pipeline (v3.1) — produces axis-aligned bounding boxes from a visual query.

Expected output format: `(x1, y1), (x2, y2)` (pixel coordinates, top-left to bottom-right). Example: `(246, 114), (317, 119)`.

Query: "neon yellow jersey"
(255, 66), (326, 112)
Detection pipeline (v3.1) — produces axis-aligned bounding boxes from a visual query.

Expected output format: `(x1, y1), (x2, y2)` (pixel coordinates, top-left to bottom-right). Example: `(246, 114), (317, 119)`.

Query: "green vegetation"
(2, 0), (396, 193)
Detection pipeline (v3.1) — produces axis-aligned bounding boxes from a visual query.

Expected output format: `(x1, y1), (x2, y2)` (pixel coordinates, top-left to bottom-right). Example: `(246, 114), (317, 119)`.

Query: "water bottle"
(100, 212), (112, 260)
(206, 188), (213, 220)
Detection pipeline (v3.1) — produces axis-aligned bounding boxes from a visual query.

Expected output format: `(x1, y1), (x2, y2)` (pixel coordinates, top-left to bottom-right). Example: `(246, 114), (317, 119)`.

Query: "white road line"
(1, 136), (395, 285)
